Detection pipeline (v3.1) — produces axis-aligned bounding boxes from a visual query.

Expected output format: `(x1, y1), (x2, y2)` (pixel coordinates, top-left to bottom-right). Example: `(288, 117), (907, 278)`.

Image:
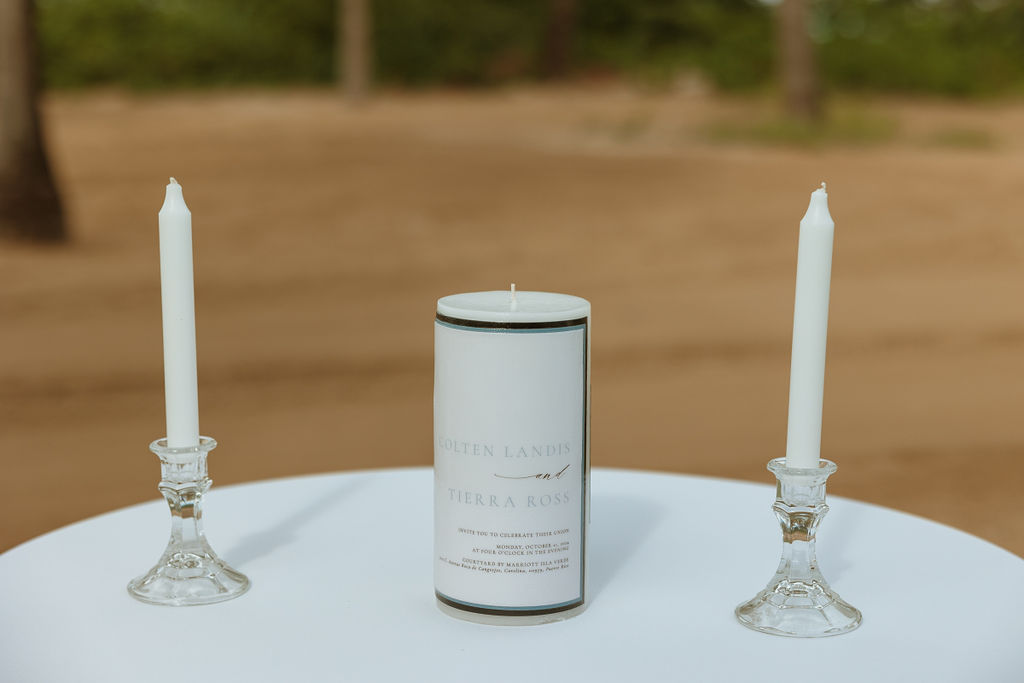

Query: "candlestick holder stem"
(127, 437), (249, 606)
(735, 458), (861, 637)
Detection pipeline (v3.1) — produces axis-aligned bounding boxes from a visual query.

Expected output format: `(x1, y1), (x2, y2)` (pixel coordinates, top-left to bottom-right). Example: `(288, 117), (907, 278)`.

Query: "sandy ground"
(1, 87), (1022, 556)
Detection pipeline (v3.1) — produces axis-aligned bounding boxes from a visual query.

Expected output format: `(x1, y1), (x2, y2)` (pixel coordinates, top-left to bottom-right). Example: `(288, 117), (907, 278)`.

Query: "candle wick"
(510, 283), (518, 310)
(820, 181), (827, 192)
(170, 177), (179, 185)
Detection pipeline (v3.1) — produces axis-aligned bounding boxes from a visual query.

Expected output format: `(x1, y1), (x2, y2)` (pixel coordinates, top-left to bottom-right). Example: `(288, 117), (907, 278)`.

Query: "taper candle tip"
(160, 177), (188, 213)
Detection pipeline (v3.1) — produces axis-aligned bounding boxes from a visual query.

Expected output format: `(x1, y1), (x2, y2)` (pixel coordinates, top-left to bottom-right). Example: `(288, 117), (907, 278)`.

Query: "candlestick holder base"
(735, 458), (861, 637)
(127, 437), (250, 606)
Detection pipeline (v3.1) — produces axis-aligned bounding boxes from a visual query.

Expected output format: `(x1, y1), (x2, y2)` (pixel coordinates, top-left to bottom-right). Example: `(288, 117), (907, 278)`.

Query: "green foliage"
(923, 126), (997, 149)
(33, 0), (1024, 96)
(40, 0), (335, 88)
(704, 106), (899, 148)
(375, 0), (548, 85)
(575, 0), (772, 89)
(816, 0), (1024, 97)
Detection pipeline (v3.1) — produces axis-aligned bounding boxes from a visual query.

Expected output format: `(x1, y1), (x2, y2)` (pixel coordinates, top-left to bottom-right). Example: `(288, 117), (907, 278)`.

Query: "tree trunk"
(337, 0), (372, 103)
(777, 0), (821, 122)
(541, 0), (577, 80)
(0, 0), (65, 242)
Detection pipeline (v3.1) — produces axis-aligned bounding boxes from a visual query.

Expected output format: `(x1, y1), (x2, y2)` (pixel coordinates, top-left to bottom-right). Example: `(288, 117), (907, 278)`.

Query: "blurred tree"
(541, 0), (577, 79)
(778, 0), (821, 120)
(0, 0), (65, 242)
(338, 0), (373, 101)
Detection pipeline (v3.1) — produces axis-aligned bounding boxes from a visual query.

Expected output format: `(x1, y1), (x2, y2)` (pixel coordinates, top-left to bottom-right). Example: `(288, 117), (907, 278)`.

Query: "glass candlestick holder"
(127, 436), (250, 606)
(735, 458), (861, 637)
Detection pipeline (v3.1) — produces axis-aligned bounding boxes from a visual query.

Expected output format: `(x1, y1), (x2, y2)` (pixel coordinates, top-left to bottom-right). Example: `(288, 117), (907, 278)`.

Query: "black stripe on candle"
(435, 313), (588, 330)
(436, 591), (584, 617)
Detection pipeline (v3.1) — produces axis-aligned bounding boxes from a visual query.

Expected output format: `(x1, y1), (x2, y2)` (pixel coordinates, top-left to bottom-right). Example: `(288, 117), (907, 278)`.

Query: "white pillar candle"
(434, 288), (590, 623)
(785, 183), (835, 468)
(158, 178), (200, 448)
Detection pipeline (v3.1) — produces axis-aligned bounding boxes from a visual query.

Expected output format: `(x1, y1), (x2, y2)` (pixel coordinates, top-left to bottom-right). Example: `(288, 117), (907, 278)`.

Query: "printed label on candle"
(434, 316), (588, 616)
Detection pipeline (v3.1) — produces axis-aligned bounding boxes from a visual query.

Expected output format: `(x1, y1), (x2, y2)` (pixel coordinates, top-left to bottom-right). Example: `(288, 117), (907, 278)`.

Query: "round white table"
(2, 468), (1021, 682)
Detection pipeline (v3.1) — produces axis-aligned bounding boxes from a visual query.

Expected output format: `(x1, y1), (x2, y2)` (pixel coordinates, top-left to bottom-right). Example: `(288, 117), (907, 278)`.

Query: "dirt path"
(2, 87), (1022, 555)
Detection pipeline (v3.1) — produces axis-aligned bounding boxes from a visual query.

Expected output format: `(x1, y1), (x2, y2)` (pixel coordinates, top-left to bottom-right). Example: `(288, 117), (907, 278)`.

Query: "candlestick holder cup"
(127, 437), (250, 606)
(735, 458), (861, 637)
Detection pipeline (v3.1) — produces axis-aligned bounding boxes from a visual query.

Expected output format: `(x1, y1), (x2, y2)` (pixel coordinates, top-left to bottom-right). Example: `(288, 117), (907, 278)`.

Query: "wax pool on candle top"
(436, 289), (590, 323)
(785, 183), (835, 469)
(158, 178), (200, 448)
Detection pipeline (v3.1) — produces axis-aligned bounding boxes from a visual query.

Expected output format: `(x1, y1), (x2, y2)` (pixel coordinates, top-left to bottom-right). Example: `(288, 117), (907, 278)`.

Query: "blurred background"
(1, 0), (1022, 555)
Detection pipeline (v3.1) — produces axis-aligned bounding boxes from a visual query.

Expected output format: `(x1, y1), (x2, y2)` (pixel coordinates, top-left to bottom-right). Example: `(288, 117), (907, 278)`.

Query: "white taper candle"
(158, 178), (200, 448)
(785, 183), (835, 468)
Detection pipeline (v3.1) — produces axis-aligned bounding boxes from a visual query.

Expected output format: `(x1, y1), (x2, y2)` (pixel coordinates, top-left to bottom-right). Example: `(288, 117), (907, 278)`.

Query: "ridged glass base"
(735, 577), (861, 637)
(128, 549), (250, 607)
(735, 458), (861, 638)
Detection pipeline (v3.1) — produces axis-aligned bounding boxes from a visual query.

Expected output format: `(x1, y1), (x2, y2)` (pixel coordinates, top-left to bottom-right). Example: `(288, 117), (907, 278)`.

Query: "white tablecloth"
(2, 467), (1021, 682)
